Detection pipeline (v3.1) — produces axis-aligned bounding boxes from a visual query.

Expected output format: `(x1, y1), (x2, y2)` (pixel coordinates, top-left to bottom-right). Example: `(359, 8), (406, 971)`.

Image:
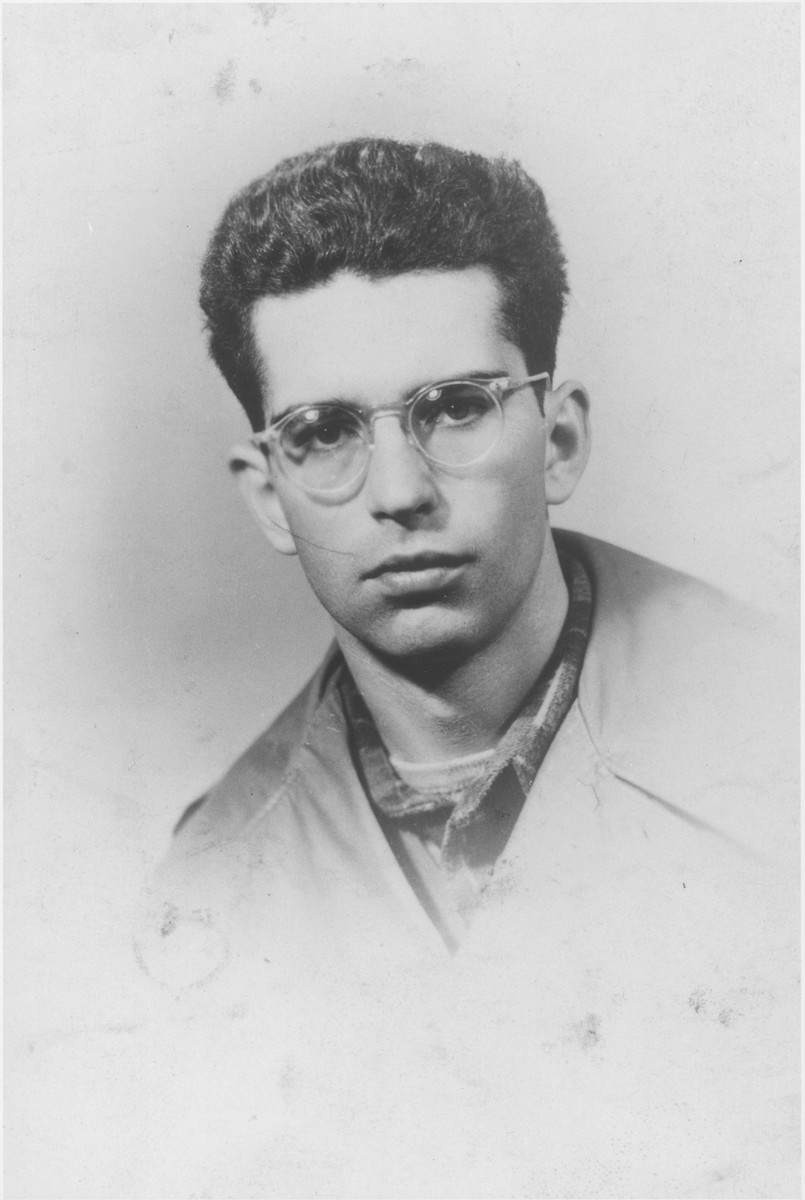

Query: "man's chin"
(351, 606), (488, 676)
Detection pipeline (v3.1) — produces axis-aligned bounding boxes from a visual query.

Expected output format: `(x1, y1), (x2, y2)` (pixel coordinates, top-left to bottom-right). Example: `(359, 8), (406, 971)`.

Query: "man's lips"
(362, 552), (472, 580)
(361, 553), (473, 595)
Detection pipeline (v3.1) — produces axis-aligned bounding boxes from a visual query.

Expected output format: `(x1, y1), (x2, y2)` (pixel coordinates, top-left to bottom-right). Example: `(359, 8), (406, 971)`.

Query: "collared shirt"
(339, 550), (593, 949)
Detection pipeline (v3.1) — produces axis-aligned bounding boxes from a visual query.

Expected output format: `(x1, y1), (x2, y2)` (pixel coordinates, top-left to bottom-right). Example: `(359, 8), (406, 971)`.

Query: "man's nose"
(363, 413), (440, 521)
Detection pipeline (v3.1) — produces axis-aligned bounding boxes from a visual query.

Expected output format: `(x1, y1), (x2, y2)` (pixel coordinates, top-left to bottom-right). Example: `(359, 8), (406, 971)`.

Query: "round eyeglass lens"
(411, 381), (502, 465)
(278, 406), (368, 491)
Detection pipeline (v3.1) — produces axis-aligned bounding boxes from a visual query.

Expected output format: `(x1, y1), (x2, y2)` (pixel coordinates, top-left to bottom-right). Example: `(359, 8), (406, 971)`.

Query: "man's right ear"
(228, 442), (298, 557)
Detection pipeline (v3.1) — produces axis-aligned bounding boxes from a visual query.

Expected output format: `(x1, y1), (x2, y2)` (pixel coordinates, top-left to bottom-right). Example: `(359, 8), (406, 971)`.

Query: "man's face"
(250, 268), (557, 665)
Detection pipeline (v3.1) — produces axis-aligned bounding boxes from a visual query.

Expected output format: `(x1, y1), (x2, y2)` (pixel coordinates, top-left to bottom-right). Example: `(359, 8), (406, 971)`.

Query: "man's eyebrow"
(462, 369), (506, 383)
(409, 368), (510, 395)
(267, 370), (509, 424)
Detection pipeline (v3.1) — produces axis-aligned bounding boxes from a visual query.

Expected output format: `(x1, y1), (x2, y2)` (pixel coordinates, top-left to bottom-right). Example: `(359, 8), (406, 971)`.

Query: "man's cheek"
(292, 537), (365, 619)
(282, 504), (355, 559)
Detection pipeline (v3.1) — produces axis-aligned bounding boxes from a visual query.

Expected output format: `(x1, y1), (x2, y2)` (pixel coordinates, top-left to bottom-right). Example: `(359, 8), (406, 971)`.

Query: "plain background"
(4, 4), (799, 1193)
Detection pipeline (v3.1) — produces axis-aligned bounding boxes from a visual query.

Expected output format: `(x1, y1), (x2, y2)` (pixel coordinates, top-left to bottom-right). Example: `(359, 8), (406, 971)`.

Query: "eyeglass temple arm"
(494, 370), (551, 397)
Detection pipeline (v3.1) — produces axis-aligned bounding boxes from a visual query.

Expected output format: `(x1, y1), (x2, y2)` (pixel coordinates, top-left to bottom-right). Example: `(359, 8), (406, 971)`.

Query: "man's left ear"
(543, 379), (591, 505)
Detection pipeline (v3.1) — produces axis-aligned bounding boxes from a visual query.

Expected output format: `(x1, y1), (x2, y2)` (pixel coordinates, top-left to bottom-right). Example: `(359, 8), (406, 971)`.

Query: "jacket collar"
(553, 529), (777, 834)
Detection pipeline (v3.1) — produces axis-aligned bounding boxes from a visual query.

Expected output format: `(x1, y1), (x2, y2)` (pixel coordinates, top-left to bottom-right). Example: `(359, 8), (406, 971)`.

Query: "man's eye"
(442, 397), (474, 422)
(283, 410), (361, 455)
(309, 420), (345, 446)
(417, 386), (491, 428)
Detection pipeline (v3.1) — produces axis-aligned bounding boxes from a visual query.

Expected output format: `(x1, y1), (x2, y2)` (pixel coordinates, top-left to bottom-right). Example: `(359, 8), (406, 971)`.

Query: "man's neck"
(334, 537), (570, 763)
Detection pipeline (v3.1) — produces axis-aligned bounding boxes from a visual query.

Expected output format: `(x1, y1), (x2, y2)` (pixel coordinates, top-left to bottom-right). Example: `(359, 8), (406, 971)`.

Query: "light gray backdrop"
(5, 4), (799, 1191)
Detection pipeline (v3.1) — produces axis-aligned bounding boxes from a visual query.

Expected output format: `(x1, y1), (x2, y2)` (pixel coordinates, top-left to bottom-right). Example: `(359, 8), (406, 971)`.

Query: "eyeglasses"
(252, 372), (550, 497)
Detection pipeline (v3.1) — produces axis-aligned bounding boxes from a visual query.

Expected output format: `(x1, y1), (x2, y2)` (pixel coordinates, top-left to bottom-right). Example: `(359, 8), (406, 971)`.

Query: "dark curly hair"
(200, 138), (569, 431)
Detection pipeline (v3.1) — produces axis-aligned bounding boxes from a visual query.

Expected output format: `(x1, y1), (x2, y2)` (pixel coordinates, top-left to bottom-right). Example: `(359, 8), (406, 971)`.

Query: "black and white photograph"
(5, 5), (799, 1197)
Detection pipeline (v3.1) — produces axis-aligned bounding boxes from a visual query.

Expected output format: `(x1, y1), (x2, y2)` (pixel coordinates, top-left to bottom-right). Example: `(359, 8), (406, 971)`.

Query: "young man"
(155, 133), (794, 945)
(145, 139), (795, 1190)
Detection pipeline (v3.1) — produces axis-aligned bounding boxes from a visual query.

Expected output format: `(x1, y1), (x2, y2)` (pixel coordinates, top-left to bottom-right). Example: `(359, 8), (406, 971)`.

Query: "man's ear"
(543, 379), (591, 505)
(228, 442), (298, 557)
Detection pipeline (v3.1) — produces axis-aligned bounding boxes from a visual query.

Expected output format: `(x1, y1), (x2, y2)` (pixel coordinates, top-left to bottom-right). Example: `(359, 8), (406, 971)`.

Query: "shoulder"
(556, 528), (774, 711)
(557, 528), (733, 623)
(556, 530), (796, 854)
(556, 527), (785, 669)
(137, 649), (348, 993)
(170, 645), (344, 855)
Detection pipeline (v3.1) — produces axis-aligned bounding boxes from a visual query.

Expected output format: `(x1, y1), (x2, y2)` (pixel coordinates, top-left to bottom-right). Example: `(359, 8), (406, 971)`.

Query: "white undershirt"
(388, 748), (496, 795)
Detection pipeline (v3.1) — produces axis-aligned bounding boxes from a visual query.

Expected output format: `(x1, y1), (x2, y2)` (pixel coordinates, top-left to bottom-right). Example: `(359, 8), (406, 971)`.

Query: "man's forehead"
(250, 267), (519, 412)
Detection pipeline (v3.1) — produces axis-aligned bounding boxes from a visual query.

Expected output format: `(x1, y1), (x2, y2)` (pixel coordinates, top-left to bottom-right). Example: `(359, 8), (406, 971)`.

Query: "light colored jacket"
(159, 530), (795, 947)
(144, 532), (797, 1195)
